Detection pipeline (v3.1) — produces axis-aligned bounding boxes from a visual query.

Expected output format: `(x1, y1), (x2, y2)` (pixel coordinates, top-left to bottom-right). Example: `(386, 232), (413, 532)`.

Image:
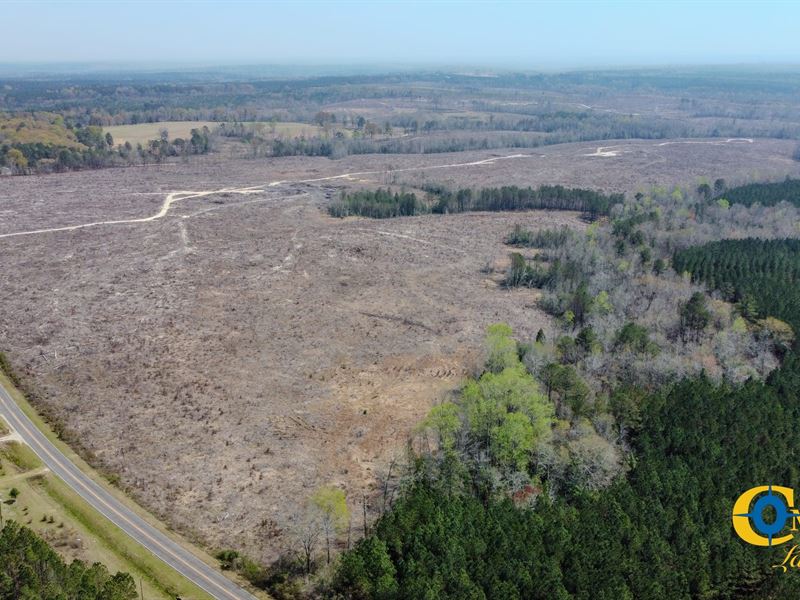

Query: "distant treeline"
(428, 185), (623, 219)
(722, 177), (800, 208)
(328, 185), (623, 220)
(4, 69), (800, 138)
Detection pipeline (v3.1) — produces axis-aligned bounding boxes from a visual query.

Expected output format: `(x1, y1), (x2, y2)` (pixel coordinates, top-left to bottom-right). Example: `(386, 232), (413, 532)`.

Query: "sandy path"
(656, 138), (753, 146)
(0, 154), (536, 239)
(583, 137), (754, 158)
(584, 146), (624, 157)
(0, 187), (264, 239)
(0, 431), (24, 444)
(273, 152), (535, 185)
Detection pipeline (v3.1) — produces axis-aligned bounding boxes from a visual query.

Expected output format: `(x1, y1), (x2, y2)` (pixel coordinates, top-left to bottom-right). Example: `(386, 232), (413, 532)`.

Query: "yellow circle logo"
(732, 485), (800, 546)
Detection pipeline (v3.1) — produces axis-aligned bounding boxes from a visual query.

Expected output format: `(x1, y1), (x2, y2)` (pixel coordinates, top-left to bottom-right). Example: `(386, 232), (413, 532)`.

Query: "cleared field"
(0, 139), (798, 566)
(391, 138), (800, 192)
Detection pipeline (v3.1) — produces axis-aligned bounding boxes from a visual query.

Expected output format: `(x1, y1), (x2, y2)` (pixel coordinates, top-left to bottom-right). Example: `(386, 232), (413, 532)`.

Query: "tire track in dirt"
(582, 137), (753, 158)
(0, 187), (264, 239)
(0, 154), (537, 239)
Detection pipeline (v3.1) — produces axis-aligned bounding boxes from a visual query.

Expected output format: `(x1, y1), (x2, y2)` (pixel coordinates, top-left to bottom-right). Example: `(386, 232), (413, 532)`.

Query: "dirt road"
(0, 154), (536, 239)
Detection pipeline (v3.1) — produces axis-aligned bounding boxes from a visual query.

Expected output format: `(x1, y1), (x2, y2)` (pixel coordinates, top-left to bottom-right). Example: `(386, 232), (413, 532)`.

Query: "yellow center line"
(0, 393), (248, 600)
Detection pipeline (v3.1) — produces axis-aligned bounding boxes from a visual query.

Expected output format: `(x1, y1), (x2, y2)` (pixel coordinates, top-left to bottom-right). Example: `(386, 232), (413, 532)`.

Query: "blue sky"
(7, 1), (800, 67)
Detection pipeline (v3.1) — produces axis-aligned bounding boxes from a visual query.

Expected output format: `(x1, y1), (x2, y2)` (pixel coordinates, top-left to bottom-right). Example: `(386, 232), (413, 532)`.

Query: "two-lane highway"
(0, 381), (259, 600)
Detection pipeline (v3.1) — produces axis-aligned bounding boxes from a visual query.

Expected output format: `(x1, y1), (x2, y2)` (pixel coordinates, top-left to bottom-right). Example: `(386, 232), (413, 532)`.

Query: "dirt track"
(1, 154), (535, 239)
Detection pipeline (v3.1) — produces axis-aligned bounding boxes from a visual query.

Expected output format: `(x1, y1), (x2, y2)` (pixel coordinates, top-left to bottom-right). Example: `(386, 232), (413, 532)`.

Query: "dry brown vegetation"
(1, 138), (799, 563)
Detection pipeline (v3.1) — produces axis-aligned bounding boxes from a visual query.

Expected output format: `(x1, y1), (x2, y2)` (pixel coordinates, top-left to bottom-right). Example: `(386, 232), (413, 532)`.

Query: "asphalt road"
(0, 381), (259, 600)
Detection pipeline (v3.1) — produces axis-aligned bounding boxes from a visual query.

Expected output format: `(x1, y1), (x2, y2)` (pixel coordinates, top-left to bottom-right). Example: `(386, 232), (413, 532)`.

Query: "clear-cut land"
(1, 138), (798, 562)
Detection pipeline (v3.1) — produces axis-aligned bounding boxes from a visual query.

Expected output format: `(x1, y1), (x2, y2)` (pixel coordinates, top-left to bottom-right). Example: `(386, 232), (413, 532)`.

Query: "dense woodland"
(328, 240), (800, 600)
(721, 178), (800, 208)
(674, 238), (800, 346)
(0, 521), (136, 599)
(504, 187), (795, 390)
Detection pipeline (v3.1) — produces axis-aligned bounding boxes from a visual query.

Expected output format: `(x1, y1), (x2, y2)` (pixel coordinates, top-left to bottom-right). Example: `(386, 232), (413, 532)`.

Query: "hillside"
(0, 113), (86, 148)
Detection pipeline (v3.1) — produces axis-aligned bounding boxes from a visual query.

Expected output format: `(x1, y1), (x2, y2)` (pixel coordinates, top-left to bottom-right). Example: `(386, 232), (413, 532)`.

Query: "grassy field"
(105, 120), (337, 146)
(249, 121), (332, 137)
(104, 121), (220, 146)
(0, 440), (41, 471)
(0, 372), (251, 600)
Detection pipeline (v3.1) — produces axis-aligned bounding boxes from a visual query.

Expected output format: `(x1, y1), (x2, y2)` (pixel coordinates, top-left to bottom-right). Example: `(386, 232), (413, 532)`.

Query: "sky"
(6, 0), (800, 68)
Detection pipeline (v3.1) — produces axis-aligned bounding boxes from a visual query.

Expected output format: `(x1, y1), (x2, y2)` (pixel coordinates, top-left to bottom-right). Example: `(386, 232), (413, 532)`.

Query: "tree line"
(720, 177), (800, 208)
(328, 189), (427, 219)
(328, 185), (623, 221)
(428, 185), (623, 220)
(5, 68), (800, 140)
